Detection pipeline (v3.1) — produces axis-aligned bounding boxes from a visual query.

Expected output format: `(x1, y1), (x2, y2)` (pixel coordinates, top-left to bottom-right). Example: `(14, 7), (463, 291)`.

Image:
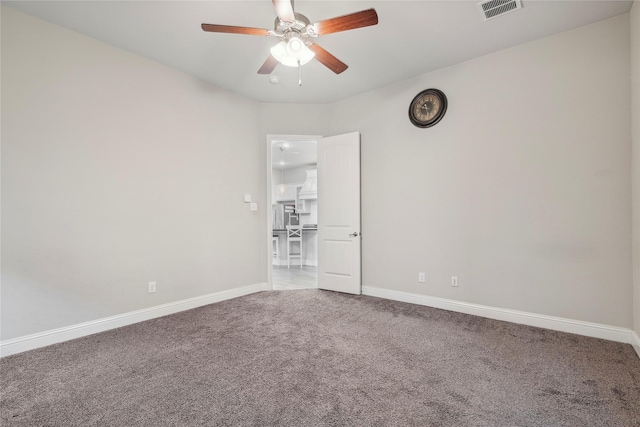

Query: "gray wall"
(2, 6), (637, 342)
(328, 14), (633, 328)
(1, 7), (265, 340)
(632, 1), (640, 336)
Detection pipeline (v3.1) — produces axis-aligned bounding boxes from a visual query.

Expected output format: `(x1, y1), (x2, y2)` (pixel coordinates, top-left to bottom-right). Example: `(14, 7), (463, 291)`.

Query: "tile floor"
(272, 265), (317, 290)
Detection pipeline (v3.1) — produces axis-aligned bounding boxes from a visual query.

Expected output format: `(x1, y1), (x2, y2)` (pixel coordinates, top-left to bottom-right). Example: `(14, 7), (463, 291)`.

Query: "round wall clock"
(408, 89), (448, 128)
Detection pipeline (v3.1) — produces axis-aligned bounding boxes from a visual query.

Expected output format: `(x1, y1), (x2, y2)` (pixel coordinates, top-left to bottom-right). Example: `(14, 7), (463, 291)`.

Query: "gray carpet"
(1, 290), (639, 426)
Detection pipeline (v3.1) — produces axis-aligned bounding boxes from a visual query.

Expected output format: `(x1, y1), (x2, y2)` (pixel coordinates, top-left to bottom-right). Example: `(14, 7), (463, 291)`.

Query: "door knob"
(349, 232), (359, 237)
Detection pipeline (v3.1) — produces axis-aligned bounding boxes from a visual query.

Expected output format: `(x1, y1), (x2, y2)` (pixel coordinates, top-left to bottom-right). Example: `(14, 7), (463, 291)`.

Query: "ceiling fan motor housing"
(273, 12), (314, 41)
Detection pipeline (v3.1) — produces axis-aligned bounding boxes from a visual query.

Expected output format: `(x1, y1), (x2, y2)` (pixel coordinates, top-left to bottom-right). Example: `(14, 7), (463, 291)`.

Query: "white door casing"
(317, 132), (361, 295)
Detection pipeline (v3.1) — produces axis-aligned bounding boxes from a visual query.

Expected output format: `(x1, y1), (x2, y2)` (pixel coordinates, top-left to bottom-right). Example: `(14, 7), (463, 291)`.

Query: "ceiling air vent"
(478, 0), (522, 21)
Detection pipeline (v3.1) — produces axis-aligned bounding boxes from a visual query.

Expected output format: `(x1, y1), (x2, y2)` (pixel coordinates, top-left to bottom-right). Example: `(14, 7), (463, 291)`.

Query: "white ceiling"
(272, 138), (318, 170)
(5, 1), (633, 104)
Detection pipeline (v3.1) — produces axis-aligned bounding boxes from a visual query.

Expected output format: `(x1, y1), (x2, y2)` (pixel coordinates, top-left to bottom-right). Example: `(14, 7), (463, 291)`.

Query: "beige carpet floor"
(1, 290), (639, 426)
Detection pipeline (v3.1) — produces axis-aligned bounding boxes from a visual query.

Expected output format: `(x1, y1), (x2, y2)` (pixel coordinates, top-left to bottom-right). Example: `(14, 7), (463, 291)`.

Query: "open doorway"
(267, 135), (320, 290)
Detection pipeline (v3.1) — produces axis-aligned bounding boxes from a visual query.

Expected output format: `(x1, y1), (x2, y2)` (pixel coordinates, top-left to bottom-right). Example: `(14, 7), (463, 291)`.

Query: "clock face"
(414, 94), (440, 122)
(409, 89), (447, 128)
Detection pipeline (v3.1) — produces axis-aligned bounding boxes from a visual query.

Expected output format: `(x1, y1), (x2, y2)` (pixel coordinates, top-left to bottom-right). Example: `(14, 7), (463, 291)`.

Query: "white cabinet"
(274, 170), (316, 205)
(295, 185), (311, 214)
(296, 198), (308, 214)
(275, 183), (309, 213)
(274, 180), (317, 222)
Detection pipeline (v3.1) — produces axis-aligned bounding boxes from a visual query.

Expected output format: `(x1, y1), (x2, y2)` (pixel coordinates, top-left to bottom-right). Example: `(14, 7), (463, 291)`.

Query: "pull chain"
(298, 60), (302, 87)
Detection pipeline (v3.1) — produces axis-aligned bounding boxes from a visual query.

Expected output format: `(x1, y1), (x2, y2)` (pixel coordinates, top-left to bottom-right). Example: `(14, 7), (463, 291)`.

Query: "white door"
(317, 132), (361, 294)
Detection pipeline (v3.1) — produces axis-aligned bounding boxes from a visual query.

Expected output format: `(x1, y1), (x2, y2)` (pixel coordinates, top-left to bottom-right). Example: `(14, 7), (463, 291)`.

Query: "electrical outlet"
(148, 281), (157, 293)
(451, 276), (458, 287)
(418, 272), (426, 283)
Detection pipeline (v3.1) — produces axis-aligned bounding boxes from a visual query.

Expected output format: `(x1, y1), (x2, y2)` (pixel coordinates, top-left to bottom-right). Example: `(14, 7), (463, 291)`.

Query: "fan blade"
(308, 44), (348, 74)
(311, 9), (378, 36)
(272, 0), (295, 23)
(258, 55), (279, 75)
(201, 23), (270, 36)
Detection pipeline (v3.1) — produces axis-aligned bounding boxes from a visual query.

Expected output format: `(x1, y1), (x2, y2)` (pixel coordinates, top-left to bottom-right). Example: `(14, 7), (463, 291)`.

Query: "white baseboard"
(362, 286), (639, 356)
(4, 283), (637, 360)
(0, 283), (267, 358)
(632, 331), (640, 359)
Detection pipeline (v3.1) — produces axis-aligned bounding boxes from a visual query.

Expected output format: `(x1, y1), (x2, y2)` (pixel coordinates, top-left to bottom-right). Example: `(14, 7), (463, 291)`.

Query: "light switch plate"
(244, 194), (252, 203)
(250, 202), (258, 211)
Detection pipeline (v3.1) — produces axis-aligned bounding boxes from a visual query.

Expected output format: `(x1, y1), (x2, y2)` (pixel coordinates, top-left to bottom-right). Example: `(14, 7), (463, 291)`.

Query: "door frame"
(265, 134), (322, 291)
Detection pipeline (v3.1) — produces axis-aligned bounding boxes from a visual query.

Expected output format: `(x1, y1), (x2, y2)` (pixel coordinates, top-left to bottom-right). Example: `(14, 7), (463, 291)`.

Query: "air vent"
(478, 0), (522, 21)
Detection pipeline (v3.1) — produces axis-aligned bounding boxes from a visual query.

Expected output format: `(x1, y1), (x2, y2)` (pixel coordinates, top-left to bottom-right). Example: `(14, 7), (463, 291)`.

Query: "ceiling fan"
(201, 0), (378, 76)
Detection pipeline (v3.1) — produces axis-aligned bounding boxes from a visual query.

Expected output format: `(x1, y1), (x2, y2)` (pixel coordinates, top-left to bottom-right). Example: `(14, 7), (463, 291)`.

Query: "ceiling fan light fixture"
(202, 3), (379, 76)
(270, 38), (315, 67)
(287, 37), (304, 54)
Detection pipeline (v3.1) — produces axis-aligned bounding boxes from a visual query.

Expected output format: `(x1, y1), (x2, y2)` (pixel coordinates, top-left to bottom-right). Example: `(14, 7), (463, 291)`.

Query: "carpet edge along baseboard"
(362, 286), (640, 360)
(0, 283), (269, 357)
(2, 284), (638, 360)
